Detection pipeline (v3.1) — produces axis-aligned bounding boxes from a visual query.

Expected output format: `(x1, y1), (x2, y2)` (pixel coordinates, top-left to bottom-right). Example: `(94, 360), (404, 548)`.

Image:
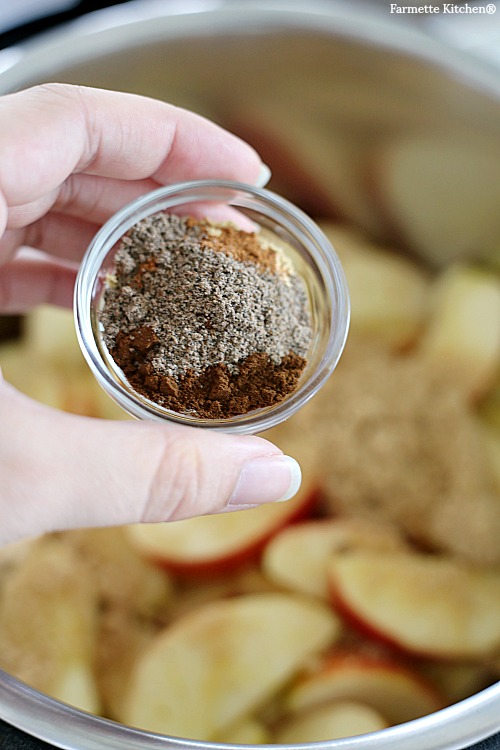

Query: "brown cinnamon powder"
(116, 341), (305, 419)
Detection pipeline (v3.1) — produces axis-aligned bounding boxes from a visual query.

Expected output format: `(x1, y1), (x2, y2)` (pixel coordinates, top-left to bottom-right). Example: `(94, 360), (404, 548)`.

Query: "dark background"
(0, 0), (133, 49)
(0, 1), (499, 748)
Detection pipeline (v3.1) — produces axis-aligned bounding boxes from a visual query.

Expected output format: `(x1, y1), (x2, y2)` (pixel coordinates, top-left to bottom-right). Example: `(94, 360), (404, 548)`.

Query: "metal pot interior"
(0, 2), (499, 749)
(1, 3), (500, 265)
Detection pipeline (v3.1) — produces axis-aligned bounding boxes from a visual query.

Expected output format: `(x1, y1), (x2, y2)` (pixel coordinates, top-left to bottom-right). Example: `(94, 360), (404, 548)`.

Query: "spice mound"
(99, 214), (313, 419)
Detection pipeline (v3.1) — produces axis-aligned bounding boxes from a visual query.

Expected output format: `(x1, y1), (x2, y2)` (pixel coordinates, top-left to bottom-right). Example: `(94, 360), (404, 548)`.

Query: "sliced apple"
(123, 592), (340, 740)
(318, 224), (430, 349)
(94, 607), (160, 722)
(215, 717), (271, 744)
(419, 265), (500, 400)
(227, 101), (383, 233)
(0, 537), (36, 587)
(273, 700), (387, 743)
(169, 564), (281, 622)
(0, 340), (118, 418)
(372, 136), (500, 267)
(286, 651), (443, 724)
(0, 343), (67, 410)
(316, 222), (375, 264)
(328, 549), (500, 659)
(126, 487), (317, 577)
(24, 304), (85, 368)
(89, 379), (132, 420)
(263, 518), (405, 600)
(478, 380), (500, 431)
(65, 526), (173, 618)
(478, 421), (500, 496)
(420, 661), (491, 704)
(0, 537), (99, 713)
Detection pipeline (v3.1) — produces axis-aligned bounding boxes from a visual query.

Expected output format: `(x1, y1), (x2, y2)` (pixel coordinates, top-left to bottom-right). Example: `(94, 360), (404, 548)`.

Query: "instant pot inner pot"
(11, 27), (500, 265)
(1, 10), (500, 750)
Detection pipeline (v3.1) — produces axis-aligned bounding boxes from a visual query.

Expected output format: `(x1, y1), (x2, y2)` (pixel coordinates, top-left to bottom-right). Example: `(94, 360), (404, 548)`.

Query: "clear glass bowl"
(74, 180), (350, 434)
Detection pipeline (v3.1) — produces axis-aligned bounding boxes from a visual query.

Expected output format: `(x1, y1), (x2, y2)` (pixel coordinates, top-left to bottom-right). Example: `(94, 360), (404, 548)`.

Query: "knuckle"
(140, 429), (205, 523)
(30, 82), (79, 103)
(55, 175), (99, 217)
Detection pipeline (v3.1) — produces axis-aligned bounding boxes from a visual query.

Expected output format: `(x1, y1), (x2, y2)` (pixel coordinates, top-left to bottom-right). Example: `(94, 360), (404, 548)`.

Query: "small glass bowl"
(74, 180), (350, 434)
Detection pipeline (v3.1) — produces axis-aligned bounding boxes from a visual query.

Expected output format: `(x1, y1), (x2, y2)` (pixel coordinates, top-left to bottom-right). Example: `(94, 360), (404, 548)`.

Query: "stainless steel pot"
(0, 2), (499, 748)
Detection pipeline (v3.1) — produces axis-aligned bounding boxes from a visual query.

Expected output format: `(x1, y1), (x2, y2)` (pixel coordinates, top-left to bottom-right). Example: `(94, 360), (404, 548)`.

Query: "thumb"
(0, 381), (301, 545)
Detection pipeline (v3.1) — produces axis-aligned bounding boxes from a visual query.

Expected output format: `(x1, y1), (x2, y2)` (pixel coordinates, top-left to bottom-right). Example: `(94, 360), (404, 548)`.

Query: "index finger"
(0, 83), (264, 231)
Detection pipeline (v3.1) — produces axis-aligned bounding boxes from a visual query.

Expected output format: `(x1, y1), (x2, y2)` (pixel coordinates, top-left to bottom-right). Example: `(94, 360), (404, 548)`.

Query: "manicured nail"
(229, 455), (301, 507)
(254, 163), (272, 188)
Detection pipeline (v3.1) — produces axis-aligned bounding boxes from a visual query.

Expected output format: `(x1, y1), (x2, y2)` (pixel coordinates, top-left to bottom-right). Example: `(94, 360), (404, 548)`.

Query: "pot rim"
(0, 1), (499, 748)
(0, 0), (499, 97)
(1, 667), (500, 750)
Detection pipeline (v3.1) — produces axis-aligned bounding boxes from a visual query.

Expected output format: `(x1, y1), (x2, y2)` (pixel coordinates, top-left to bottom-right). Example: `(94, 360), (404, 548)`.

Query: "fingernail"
(229, 455), (301, 507)
(254, 163), (272, 189)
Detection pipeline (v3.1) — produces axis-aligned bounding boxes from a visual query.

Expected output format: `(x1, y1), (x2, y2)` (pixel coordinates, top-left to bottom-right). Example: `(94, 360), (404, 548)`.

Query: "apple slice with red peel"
(371, 136), (500, 267)
(263, 518), (406, 599)
(126, 487), (317, 577)
(168, 564), (282, 621)
(286, 651), (443, 724)
(227, 102), (383, 233)
(123, 592), (340, 741)
(419, 265), (500, 401)
(328, 550), (500, 659)
(273, 700), (387, 743)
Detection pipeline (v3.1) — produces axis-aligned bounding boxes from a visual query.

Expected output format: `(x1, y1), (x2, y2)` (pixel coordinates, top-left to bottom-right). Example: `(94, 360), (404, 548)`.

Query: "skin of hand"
(0, 83), (301, 546)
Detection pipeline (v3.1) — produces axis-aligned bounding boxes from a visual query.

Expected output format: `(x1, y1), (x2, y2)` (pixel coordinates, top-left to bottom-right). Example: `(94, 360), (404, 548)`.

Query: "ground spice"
(99, 214), (312, 418)
(266, 337), (500, 565)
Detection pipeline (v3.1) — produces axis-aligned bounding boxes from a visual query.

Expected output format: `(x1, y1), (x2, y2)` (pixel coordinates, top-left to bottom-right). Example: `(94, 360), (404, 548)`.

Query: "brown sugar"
(265, 338), (500, 565)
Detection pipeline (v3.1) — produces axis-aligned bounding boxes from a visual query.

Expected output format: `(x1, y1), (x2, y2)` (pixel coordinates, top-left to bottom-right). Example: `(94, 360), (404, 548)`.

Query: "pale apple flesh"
(286, 651), (443, 724)
(419, 265), (500, 401)
(0, 538), (99, 713)
(370, 136), (500, 267)
(126, 487), (318, 576)
(318, 222), (430, 350)
(273, 700), (388, 743)
(123, 593), (340, 740)
(328, 550), (500, 660)
(263, 517), (406, 600)
(1, 174), (499, 750)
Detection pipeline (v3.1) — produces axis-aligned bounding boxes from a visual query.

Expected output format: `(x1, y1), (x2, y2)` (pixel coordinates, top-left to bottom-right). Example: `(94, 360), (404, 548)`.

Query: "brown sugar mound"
(265, 338), (500, 565)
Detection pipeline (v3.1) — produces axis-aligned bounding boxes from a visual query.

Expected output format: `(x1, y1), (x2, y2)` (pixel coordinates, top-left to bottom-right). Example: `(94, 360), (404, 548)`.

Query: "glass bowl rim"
(74, 179), (350, 434)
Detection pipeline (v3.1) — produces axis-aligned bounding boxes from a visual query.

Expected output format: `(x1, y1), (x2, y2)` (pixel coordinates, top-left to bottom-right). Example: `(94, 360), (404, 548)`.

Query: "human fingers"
(0, 83), (264, 236)
(0, 215), (100, 265)
(0, 253), (77, 312)
(4, 175), (255, 258)
(5, 175), (160, 231)
(0, 381), (301, 546)
(6, 165), (271, 230)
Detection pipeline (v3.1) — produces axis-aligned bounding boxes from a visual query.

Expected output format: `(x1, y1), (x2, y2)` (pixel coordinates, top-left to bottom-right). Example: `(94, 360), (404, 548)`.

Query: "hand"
(0, 84), (301, 546)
